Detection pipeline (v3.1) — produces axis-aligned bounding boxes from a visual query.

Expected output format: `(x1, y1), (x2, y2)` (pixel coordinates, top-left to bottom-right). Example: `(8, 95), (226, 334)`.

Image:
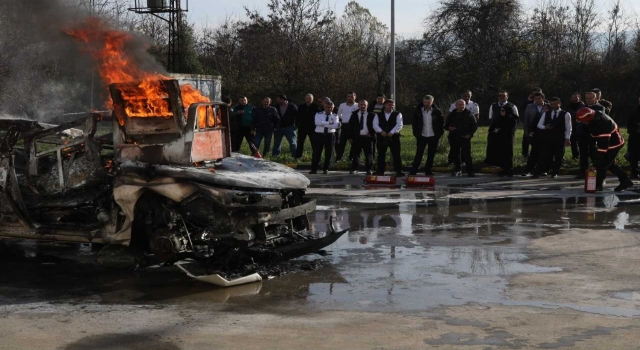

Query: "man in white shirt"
(373, 99), (404, 177)
(336, 92), (360, 162)
(449, 90), (480, 120)
(347, 99), (375, 175)
(410, 95), (444, 175)
(310, 100), (339, 175)
(532, 97), (572, 178)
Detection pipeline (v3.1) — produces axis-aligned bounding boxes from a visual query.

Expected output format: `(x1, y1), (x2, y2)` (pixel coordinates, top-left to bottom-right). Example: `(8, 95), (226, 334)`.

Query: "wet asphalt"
(2, 172), (640, 348)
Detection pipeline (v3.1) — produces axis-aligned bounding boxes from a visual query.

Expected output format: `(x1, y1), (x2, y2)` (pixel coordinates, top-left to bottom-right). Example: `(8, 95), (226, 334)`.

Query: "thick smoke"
(0, 0), (166, 121)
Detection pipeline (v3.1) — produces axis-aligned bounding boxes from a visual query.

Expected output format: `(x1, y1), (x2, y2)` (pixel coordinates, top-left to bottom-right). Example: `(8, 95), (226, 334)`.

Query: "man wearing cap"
(310, 100), (339, 174)
(347, 99), (376, 175)
(576, 107), (633, 191)
(273, 94), (298, 157)
(336, 92), (360, 162)
(373, 99), (404, 177)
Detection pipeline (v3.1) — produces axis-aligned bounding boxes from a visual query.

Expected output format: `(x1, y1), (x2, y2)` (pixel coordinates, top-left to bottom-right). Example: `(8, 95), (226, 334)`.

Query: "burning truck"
(0, 80), (346, 279)
(0, 20), (346, 284)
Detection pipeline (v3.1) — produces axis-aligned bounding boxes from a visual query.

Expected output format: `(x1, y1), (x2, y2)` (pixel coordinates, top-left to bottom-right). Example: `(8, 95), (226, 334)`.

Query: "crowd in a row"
(223, 88), (640, 192)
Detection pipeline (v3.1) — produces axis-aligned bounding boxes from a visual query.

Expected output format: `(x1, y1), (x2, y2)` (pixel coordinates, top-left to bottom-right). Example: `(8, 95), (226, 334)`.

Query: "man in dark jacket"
(485, 91), (519, 177)
(273, 94), (299, 157)
(347, 99), (376, 175)
(577, 108), (633, 192)
(295, 94), (320, 159)
(445, 99), (478, 177)
(232, 96), (259, 155)
(567, 92), (586, 175)
(410, 95), (444, 176)
(254, 97), (280, 157)
(627, 97), (640, 179)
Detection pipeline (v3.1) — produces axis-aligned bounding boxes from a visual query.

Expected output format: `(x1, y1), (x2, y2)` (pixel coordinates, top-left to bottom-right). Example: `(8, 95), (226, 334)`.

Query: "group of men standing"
(224, 87), (638, 192)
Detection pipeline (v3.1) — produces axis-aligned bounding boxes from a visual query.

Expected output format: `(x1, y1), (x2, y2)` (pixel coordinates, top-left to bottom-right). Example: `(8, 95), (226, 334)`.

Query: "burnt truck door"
(0, 122), (35, 234)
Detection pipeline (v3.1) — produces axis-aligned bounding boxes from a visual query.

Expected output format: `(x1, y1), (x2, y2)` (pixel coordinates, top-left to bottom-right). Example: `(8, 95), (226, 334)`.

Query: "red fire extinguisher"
(585, 169), (597, 193)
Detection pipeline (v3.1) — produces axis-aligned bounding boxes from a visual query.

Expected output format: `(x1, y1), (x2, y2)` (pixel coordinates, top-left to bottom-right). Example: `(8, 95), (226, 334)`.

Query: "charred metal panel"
(191, 130), (225, 162)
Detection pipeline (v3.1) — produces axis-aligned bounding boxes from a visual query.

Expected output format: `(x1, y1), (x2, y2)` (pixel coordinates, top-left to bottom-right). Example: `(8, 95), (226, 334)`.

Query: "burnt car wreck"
(0, 80), (346, 283)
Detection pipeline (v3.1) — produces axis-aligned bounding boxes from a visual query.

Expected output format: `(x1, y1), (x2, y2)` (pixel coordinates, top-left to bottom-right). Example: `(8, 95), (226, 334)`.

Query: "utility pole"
(390, 0), (396, 101)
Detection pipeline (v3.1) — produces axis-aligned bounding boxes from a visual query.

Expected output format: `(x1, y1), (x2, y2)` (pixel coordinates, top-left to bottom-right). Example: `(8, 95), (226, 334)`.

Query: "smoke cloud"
(0, 0), (166, 121)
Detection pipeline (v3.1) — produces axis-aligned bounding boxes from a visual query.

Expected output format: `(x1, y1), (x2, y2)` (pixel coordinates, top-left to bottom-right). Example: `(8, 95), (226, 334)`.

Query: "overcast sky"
(184, 0), (639, 38)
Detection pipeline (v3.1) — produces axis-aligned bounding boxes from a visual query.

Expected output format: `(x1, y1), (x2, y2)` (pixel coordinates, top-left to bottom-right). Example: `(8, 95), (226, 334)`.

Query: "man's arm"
(564, 112), (572, 140)
(511, 104), (519, 117)
(373, 115), (382, 133)
(488, 106), (494, 120)
(391, 113), (403, 134)
(468, 112), (478, 136)
(537, 112), (546, 130)
(315, 114), (329, 126)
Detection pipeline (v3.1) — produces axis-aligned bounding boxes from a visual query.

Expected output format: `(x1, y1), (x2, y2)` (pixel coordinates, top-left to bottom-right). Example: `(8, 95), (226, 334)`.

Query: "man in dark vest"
(410, 95), (444, 176)
(373, 99), (404, 177)
(347, 99), (376, 175)
(577, 108), (633, 192)
(445, 99), (478, 177)
(532, 97), (572, 178)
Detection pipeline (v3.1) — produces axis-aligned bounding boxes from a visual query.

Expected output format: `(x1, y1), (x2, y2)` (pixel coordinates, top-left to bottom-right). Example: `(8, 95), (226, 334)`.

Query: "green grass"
(239, 126), (630, 171)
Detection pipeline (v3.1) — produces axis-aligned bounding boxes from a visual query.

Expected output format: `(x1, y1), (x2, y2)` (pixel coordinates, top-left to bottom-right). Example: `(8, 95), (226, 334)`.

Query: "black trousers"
(231, 128), (257, 154)
(535, 138), (565, 175)
(449, 136), (473, 174)
(351, 136), (374, 172)
(311, 133), (335, 172)
(576, 135), (591, 172)
(295, 128), (312, 159)
(376, 135), (402, 175)
(570, 133), (579, 158)
(595, 147), (628, 187)
(335, 128), (351, 161)
(522, 134), (530, 157)
(411, 136), (439, 174)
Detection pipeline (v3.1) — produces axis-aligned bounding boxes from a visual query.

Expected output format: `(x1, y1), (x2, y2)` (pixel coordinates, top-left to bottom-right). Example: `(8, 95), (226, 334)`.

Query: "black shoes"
(409, 171), (417, 176)
(468, 173), (476, 178)
(549, 173), (558, 179)
(323, 170), (329, 174)
(614, 180), (634, 192)
(575, 173), (585, 180)
(521, 172), (532, 177)
(309, 170), (317, 174)
(366, 170), (372, 175)
(349, 170), (359, 175)
(396, 172), (406, 178)
(425, 171), (434, 176)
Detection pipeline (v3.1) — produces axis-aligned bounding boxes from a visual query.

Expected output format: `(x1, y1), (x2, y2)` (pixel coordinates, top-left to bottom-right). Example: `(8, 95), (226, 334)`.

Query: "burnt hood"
(118, 154), (309, 190)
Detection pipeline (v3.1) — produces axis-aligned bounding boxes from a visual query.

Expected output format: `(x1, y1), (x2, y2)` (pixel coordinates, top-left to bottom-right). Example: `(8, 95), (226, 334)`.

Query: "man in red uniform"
(576, 107), (634, 192)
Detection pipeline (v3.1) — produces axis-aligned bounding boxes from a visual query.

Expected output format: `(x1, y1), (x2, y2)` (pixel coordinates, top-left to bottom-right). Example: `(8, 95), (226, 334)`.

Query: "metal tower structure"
(129, 0), (189, 73)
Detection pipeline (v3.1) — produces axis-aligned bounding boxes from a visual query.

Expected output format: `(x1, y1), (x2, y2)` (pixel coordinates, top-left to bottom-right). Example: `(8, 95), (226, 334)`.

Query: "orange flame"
(66, 18), (210, 121)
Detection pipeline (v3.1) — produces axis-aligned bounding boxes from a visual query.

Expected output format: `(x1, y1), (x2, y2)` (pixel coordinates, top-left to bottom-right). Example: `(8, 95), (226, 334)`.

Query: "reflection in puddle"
(2, 195), (640, 317)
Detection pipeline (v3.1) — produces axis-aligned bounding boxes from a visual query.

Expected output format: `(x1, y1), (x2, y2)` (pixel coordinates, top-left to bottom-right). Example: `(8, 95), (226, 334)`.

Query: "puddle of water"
(611, 291), (640, 301)
(2, 196), (640, 317)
